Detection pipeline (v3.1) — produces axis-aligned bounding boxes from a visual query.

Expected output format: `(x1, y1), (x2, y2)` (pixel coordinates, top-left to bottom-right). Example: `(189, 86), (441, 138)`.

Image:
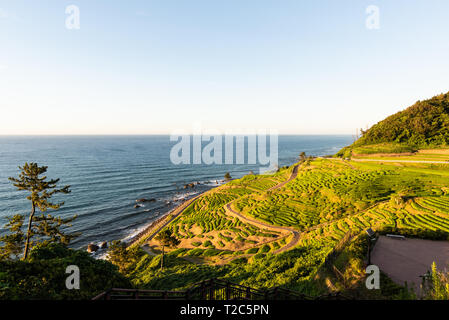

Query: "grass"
(351, 143), (418, 155)
(149, 166), (294, 254)
(123, 156), (449, 298)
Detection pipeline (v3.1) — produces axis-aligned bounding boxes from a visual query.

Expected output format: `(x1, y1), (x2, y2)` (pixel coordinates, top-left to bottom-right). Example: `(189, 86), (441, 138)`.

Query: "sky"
(1, 0), (449, 135)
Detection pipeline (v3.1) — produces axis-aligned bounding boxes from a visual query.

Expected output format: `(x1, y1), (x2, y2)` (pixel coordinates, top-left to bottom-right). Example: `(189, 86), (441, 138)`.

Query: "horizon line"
(0, 133), (355, 137)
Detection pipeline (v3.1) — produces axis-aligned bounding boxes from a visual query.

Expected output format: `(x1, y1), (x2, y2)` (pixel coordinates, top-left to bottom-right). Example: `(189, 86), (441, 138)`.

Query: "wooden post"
(367, 239), (371, 265)
(226, 281), (231, 300)
(201, 281), (207, 300)
(209, 279), (214, 300)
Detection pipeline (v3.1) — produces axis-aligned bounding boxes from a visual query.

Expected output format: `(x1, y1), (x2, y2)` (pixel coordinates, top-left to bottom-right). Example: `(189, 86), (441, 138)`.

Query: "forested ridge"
(338, 92), (449, 157)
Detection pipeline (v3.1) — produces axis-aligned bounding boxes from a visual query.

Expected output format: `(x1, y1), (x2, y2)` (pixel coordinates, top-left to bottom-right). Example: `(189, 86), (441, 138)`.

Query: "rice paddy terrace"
(145, 166), (297, 263)
(133, 151), (449, 295)
(145, 154), (449, 267)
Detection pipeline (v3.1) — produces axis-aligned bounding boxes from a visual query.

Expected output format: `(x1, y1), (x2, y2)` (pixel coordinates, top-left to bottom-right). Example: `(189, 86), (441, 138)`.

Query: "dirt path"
(268, 164), (299, 190)
(224, 164), (301, 256)
(225, 203), (300, 254)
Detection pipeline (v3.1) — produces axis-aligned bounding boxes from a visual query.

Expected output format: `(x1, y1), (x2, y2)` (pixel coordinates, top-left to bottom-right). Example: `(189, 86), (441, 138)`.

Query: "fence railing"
(92, 278), (349, 300)
(323, 231), (355, 268)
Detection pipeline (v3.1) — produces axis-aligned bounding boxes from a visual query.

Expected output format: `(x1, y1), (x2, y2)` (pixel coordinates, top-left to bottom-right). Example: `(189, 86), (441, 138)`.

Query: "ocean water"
(0, 135), (352, 249)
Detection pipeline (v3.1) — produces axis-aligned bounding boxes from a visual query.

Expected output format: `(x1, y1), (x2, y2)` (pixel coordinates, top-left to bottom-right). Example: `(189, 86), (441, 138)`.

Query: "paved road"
(320, 157), (449, 164)
(352, 158), (449, 164)
(371, 236), (449, 296)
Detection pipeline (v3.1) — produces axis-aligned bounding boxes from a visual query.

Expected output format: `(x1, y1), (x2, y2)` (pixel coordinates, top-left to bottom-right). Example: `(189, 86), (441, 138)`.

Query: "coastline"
(124, 163), (299, 250)
(0, 136), (353, 250)
(125, 189), (212, 248)
(123, 163), (300, 250)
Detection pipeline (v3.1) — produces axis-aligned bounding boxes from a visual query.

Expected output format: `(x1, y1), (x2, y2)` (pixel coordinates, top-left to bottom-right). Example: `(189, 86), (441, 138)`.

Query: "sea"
(0, 135), (352, 252)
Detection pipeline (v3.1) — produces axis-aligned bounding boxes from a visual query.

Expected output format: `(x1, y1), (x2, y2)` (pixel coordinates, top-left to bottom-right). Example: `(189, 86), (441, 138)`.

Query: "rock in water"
(100, 241), (108, 249)
(87, 243), (99, 253)
(136, 198), (156, 203)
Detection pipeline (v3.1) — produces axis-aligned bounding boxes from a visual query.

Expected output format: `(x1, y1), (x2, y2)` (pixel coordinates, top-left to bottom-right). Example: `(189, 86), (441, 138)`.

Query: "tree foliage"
(154, 229), (180, 270)
(337, 92), (449, 156)
(422, 262), (449, 300)
(2, 163), (78, 260)
(106, 241), (145, 274)
(0, 243), (131, 300)
(0, 215), (25, 261)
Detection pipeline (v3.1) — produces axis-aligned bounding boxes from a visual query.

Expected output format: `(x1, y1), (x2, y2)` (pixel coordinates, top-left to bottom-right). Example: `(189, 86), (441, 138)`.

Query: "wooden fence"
(92, 278), (349, 300)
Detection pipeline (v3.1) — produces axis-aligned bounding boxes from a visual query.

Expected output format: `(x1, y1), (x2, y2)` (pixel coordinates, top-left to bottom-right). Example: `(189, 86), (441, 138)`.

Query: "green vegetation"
(2, 163), (78, 260)
(0, 164), (128, 300)
(3, 155), (449, 299)
(422, 262), (449, 300)
(156, 168), (293, 254)
(0, 243), (130, 300)
(352, 143), (417, 155)
(4, 91), (449, 300)
(120, 155), (449, 299)
(235, 159), (448, 229)
(154, 229), (180, 270)
(337, 92), (449, 157)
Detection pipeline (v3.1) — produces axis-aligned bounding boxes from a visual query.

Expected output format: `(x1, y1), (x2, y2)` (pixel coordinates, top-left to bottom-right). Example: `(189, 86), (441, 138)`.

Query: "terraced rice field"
(149, 167), (294, 256)
(299, 197), (449, 248)
(149, 157), (449, 266)
(234, 159), (400, 229)
(133, 154), (449, 297)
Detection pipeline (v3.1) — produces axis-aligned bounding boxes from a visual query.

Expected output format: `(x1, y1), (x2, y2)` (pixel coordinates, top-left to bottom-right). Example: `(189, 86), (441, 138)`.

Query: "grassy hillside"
(114, 158), (449, 298)
(337, 92), (449, 157)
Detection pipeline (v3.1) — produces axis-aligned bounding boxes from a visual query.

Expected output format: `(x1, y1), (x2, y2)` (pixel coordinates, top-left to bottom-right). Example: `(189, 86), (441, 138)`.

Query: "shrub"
(0, 243), (130, 300)
(246, 247), (259, 254)
(203, 240), (213, 248)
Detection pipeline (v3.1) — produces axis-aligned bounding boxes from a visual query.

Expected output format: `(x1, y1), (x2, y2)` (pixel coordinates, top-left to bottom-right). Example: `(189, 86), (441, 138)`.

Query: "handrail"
(92, 278), (350, 300)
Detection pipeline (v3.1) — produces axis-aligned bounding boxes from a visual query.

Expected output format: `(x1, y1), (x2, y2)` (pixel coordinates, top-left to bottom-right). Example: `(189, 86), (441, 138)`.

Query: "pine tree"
(6, 163), (78, 260)
(154, 229), (180, 270)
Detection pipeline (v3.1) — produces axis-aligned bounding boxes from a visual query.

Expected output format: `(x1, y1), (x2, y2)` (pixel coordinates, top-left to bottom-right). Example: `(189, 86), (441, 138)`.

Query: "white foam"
(171, 191), (198, 201)
(122, 221), (155, 243)
(202, 179), (225, 186)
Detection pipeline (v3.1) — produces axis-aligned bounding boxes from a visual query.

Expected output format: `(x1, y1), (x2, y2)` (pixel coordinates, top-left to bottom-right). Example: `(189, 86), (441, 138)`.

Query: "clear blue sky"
(1, 0), (449, 135)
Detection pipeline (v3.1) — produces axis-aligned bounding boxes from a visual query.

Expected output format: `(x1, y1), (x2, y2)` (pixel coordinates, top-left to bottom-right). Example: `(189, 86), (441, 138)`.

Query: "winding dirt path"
(224, 164), (301, 255)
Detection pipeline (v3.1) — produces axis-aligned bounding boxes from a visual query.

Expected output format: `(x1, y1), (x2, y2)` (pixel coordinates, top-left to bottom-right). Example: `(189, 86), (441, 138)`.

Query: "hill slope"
(338, 92), (449, 156)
